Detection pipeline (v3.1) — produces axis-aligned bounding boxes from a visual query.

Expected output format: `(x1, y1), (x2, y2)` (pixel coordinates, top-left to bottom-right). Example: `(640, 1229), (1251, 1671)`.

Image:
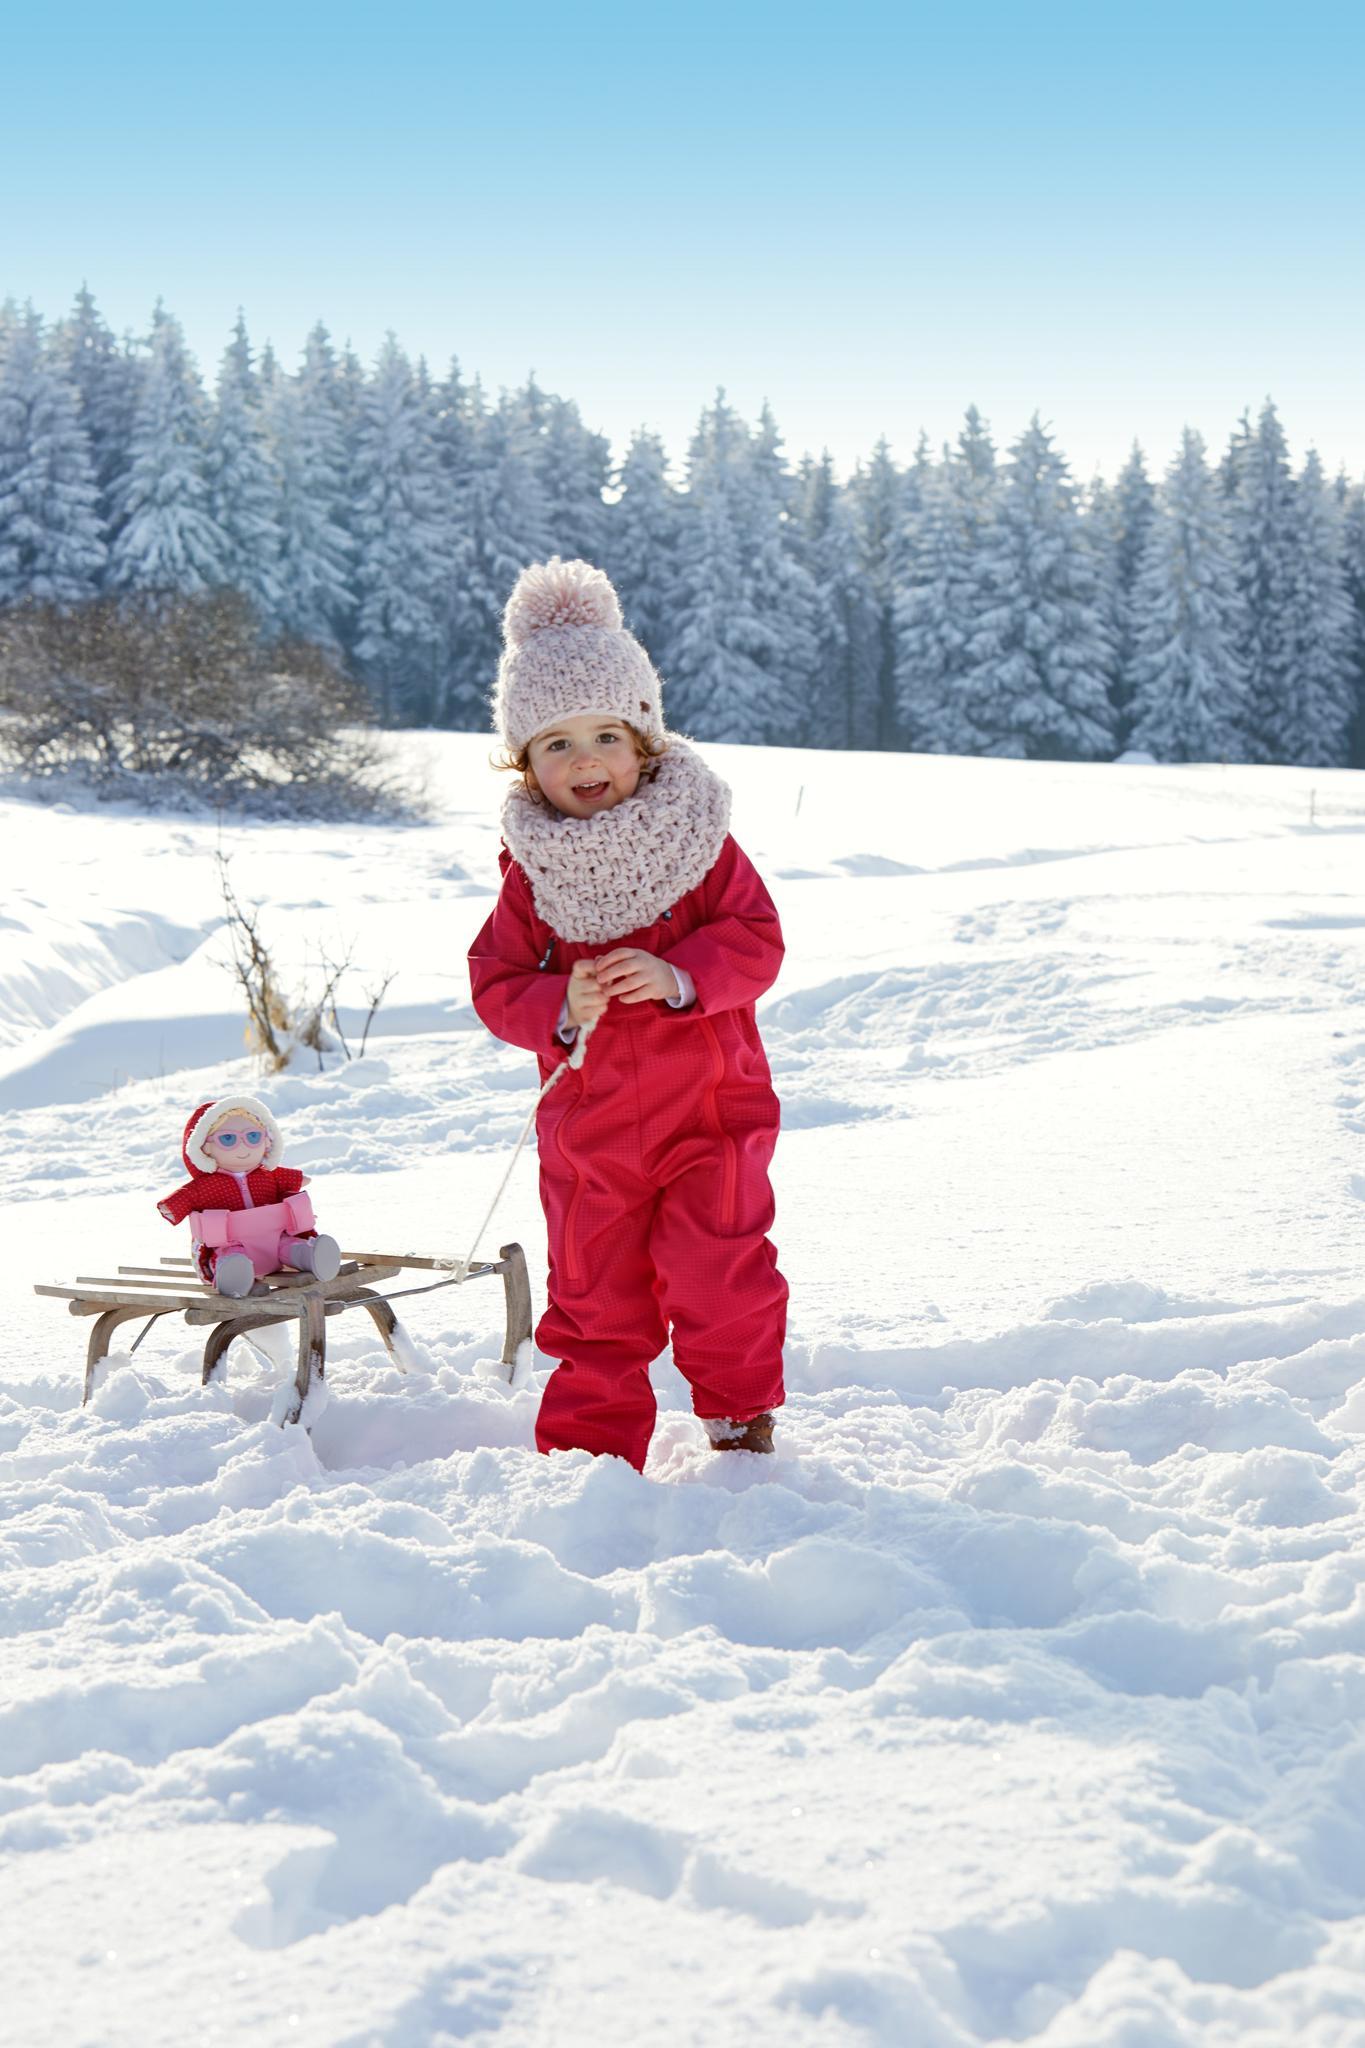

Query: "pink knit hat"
(494, 558), (664, 754)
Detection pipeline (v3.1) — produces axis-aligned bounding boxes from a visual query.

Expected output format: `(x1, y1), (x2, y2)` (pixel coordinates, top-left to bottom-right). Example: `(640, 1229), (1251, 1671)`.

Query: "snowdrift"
(3, 736), (1365, 2047)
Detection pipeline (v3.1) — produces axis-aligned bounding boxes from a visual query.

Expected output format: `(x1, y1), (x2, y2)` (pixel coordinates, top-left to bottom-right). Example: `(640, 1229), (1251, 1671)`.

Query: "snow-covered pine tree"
(1084, 473), (1123, 734)
(666, 488), (754, 742)
(896, 456), (972, 753)
(0, 304), (107, 605)
(954, 408), (996, 501)
(441, 383), (554, 729)
(668, 392), (772, 742)
(1107, 444), (1157, 737)
(668, 393), (817, 744)
(899, 431), (934, 547)
(532, 390), (610, 566)
(1337, 474), (1365, 766)
(844, 437), (905, 747)
(1229, 400), (1300, 763)
(1274, 448), (1356, 766)
(50, 284), (143, 561)
(350, 333), (450, 721)
(270, 322), (354, 653)
(108, 305), (229, 595)
(1217, 409), (1254, 500)
(604, 428), (683, 671)
(205, 313), (283, 626)
(335, 339), (369, 470)
(1126, 428), (1249, 762)
(885, 431), (936, 691)
(894, 407), (998, 754)
(743, 403), (820, 740)
(793, 452), (881, 748)
(751, 401), (798, 512)
(964, 414), (1115, 759)
(429, 356), (483, 725)
(331, 338), (369, 589)
(430, 354), (476, 520)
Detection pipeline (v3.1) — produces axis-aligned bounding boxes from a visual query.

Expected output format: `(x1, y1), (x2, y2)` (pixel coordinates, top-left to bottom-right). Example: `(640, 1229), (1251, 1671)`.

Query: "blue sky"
(5, 0), (1362, 482)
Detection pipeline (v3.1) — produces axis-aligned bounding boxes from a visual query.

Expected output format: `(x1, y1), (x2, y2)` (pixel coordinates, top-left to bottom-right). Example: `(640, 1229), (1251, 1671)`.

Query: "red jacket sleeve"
(267, 1168), (305, 1199)
(468, 855), (571, 1057)
(157, 1180), (199, 1226)
(664, 837), (784, 1017)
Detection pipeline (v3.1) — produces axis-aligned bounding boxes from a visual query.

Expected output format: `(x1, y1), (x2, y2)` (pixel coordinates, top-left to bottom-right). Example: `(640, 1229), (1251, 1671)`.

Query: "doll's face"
(202, 1116), (268, 1170)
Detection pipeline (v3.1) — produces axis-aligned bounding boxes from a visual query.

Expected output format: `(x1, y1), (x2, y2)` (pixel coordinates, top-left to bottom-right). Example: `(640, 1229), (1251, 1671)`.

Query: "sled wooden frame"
(33, 1243), (533, 1427)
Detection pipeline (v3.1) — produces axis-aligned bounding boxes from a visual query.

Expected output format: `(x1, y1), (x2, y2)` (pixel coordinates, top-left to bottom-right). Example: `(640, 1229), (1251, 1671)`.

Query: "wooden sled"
(34, 1244), (533, 1427)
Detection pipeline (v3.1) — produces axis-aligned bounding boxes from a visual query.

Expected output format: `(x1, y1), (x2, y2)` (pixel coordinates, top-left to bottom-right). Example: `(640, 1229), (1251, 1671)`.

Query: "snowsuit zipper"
(544, 1080), (586, 1284)
(697, 1015), (739, 1228)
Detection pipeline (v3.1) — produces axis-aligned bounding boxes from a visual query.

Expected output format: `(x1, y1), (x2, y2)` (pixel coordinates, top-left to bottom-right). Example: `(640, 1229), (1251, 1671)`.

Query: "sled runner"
(33, 1243), (533, 1427)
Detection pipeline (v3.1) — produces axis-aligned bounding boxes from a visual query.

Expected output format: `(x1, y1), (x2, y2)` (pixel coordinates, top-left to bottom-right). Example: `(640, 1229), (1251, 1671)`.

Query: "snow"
(3, 734), (1365, 2046)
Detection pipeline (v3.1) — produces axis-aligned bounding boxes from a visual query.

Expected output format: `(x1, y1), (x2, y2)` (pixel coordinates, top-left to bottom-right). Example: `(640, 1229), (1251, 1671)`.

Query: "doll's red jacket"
(157, 1166), (305, 1227)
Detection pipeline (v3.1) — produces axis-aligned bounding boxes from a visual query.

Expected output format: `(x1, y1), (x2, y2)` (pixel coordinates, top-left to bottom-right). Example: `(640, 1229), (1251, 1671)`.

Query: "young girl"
(468, 557), (788, 1472)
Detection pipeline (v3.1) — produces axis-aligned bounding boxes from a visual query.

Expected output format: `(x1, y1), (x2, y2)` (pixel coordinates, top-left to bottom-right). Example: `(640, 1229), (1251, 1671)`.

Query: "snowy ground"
(3, 736), (1365, 2048)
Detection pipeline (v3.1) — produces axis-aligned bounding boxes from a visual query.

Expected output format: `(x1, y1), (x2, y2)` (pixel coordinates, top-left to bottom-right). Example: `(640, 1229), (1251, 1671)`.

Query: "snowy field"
(3, 734), (1365, 2048)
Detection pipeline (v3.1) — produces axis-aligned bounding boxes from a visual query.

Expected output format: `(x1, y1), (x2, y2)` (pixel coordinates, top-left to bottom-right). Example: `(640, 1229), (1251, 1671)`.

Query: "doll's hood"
(181, 1096), (283, 1175)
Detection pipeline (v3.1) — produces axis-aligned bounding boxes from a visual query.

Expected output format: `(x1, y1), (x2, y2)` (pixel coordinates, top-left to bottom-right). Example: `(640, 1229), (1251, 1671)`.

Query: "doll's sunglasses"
(212, 1129), (265, 1147)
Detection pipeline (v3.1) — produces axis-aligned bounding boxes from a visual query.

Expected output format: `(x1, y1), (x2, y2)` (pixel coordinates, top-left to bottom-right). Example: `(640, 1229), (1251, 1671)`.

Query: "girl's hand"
(566, 958), (609, 1029)
(595, 948), (681, 1006)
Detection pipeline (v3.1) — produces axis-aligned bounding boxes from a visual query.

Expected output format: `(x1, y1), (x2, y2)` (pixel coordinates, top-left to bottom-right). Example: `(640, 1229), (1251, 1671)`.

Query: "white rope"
(439, 1013), (597, 1283)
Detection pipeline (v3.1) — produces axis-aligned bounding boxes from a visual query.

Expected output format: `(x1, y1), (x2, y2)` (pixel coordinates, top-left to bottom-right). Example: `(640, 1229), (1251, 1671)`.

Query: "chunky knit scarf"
(501, 736), (732, 944)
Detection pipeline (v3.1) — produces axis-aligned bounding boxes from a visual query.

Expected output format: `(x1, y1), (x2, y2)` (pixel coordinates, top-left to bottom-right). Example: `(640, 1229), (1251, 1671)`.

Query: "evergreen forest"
(3, 291), (1363, 768)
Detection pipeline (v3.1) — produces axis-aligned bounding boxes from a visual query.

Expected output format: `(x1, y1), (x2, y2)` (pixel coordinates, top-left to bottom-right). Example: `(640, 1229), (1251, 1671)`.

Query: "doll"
(156, 1095), (341, 1298)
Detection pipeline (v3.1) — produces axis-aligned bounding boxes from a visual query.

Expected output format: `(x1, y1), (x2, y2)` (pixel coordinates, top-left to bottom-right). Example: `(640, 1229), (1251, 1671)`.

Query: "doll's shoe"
(213, 1251), (256, 1299)
(286, 1234), (341, 1282)
(702, 1413), (775, 1454)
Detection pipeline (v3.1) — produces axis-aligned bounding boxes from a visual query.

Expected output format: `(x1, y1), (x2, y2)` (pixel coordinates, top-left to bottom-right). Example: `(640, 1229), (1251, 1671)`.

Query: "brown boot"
(703, 1413), (775, 1454)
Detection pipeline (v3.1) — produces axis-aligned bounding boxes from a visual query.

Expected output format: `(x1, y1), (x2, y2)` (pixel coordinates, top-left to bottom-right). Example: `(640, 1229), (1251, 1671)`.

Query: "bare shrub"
(215, 849), (393, 1073)
(216, 851), (294, 1070)
(0, 590), (405, 817)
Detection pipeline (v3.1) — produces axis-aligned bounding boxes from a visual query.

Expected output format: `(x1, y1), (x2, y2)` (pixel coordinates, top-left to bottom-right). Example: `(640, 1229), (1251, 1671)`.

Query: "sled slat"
(339, 1249), (510, 1274)
(37, 1284), (206, 1312)
(79, 1274), (206, 1290)
(117, 1266), (213, 1280)
(181, 1295), (313, 1325)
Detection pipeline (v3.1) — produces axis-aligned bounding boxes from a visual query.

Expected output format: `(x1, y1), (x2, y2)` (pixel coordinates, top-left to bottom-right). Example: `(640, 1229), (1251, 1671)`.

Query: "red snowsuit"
(468, 834), (788, 1470)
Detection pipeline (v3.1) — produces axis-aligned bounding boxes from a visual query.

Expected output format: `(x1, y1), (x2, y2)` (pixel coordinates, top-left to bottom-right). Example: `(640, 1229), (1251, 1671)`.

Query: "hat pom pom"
(503, 557), (622, 648)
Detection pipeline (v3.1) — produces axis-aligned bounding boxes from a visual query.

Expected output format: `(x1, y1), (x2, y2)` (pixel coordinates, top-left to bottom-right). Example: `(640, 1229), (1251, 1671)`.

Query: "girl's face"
(203, 1117), (268, 1170)
(527, 716), (644, 818)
